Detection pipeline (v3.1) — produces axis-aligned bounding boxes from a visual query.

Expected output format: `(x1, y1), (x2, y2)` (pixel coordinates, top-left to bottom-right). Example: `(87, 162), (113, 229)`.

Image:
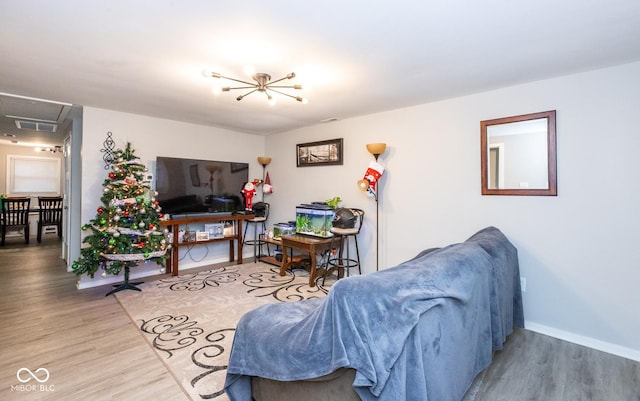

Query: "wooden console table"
(159, 213), (254, 276)
(279, 234), (333, 287)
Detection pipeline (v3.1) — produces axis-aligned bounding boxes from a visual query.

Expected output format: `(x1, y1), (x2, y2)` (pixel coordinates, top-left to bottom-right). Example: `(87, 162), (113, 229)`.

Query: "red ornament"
(159, 213), (164, 218)
(109, 172), (115, 179)
(138, 242), (145, 248)
(97, 207), (104, 213)
(148, 224), (155, 230)
(124, 210), (130, 216)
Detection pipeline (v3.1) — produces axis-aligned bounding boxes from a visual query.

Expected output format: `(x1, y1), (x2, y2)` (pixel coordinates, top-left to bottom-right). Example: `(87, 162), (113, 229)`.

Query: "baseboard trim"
(76, 252), (255, 289)
(525, 321), (640, 362)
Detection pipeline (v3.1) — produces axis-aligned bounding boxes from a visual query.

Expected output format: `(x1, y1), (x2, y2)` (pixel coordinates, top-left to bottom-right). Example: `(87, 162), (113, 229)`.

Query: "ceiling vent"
(14, 120), (57, 132)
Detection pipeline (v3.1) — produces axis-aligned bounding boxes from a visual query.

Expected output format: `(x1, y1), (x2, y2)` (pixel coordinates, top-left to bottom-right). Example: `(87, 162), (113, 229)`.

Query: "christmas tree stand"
(105, 266), (143, 296)
(102, 251), (165, 296)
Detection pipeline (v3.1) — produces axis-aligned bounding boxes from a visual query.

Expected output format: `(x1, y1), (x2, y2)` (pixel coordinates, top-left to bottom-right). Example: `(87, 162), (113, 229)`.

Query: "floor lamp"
(257, 156), (271, 201)
(357, 143), (387, 271)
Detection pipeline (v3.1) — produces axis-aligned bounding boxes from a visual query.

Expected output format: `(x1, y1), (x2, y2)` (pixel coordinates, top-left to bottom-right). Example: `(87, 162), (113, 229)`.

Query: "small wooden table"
(280, 234), (333, 287)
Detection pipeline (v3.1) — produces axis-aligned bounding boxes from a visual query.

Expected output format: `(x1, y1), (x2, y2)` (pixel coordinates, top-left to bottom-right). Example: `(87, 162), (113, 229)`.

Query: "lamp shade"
(257, 156), (272, 166)
(366, 143), (386, 157)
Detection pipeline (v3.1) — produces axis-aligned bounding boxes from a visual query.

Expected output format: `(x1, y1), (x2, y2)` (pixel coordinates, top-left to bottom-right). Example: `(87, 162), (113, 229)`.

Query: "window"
(6, 155), (61, 195)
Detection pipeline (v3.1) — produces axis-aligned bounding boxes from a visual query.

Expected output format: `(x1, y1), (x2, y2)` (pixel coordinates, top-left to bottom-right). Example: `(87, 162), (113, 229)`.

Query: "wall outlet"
(520, 277), (527, 292)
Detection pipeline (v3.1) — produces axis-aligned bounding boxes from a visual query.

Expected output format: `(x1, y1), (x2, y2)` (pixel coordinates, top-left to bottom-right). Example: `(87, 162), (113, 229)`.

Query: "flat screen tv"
(155, 156), (249, 216)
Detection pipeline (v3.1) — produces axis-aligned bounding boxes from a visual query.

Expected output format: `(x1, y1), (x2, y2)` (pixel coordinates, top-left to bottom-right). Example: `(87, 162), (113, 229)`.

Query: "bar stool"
(324, 208), (364, 282)
(243, 202), (270, 262)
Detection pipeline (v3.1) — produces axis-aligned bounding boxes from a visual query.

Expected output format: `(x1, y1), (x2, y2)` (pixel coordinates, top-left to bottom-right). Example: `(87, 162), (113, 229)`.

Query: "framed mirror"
(481, 110), (557, 196)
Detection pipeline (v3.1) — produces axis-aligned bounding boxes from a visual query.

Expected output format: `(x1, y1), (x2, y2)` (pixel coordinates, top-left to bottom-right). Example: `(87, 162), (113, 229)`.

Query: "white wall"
(78, 107), (265, 289)
(265, 61), (640, 360)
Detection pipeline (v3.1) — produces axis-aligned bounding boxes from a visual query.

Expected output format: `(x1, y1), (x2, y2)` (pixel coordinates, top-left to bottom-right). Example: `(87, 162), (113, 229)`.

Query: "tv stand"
(159, 213), (255, 276)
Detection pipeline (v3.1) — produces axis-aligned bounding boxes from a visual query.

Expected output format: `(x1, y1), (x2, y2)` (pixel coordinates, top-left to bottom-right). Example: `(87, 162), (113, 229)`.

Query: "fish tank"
(273, 222), (296, 239)
(295, 204), (335, 238)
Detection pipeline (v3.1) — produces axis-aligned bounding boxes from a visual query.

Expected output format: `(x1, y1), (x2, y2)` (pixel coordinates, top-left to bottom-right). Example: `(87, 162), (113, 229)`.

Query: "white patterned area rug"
(115, 262), (331, 401)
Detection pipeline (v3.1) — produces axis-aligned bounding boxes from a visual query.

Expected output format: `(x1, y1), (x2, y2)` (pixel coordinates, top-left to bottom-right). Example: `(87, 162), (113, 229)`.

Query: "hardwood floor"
(474, 328), (640, 401)
(1, 237), (638, 401)
(0, 238), (188, 401)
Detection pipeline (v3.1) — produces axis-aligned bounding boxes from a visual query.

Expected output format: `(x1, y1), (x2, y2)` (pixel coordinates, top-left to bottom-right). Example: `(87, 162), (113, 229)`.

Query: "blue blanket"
(225, 227), (523, 401)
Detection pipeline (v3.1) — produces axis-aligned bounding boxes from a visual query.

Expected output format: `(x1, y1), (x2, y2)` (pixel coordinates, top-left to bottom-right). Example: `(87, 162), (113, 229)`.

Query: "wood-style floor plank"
(0, 238), (189, 401)
(474, 327), (640, 401)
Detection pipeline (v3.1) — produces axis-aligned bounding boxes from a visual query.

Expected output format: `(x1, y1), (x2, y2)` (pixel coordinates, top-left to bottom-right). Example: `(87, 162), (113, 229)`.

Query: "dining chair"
(37, 196), (63, 243)
(1, 197), (31, 246)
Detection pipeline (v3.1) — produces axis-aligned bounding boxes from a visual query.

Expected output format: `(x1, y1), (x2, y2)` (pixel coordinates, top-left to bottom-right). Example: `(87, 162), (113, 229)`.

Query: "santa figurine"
(242, 181), (256, 210)
(263, 171), (273, 194)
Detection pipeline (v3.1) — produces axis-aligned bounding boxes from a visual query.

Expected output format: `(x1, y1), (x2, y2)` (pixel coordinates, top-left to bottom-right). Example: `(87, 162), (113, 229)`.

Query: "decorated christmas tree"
(72, 142), (169, 295)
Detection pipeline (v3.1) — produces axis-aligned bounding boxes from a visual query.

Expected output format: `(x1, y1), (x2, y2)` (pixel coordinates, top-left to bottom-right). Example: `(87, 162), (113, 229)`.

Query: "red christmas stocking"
(363, 161), (384, 198)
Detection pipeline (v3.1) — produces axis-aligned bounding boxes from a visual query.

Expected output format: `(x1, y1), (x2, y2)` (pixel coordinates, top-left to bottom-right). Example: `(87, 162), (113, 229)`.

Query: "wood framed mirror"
(481, 110), (557, 196)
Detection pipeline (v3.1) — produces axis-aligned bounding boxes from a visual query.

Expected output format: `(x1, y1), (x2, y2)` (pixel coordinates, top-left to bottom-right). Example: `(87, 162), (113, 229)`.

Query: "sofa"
(224, 226), (524, 401)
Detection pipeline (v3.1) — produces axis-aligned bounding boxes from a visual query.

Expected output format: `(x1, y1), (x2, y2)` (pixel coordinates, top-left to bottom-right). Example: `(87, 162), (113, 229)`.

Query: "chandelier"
(202, 70), (308, 105)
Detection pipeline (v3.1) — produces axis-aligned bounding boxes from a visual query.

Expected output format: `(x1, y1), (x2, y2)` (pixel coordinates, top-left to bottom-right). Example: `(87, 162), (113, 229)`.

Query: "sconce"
(357, 143), (387, 271)
(257, 156), (272, 201)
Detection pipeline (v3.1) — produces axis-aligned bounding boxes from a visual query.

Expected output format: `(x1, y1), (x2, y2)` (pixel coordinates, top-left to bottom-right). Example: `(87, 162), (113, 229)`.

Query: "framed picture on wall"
(296, 138), (343, 167)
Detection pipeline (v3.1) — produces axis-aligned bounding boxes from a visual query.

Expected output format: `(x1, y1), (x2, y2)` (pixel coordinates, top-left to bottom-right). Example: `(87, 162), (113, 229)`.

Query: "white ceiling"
(1, 0), (640, 146)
